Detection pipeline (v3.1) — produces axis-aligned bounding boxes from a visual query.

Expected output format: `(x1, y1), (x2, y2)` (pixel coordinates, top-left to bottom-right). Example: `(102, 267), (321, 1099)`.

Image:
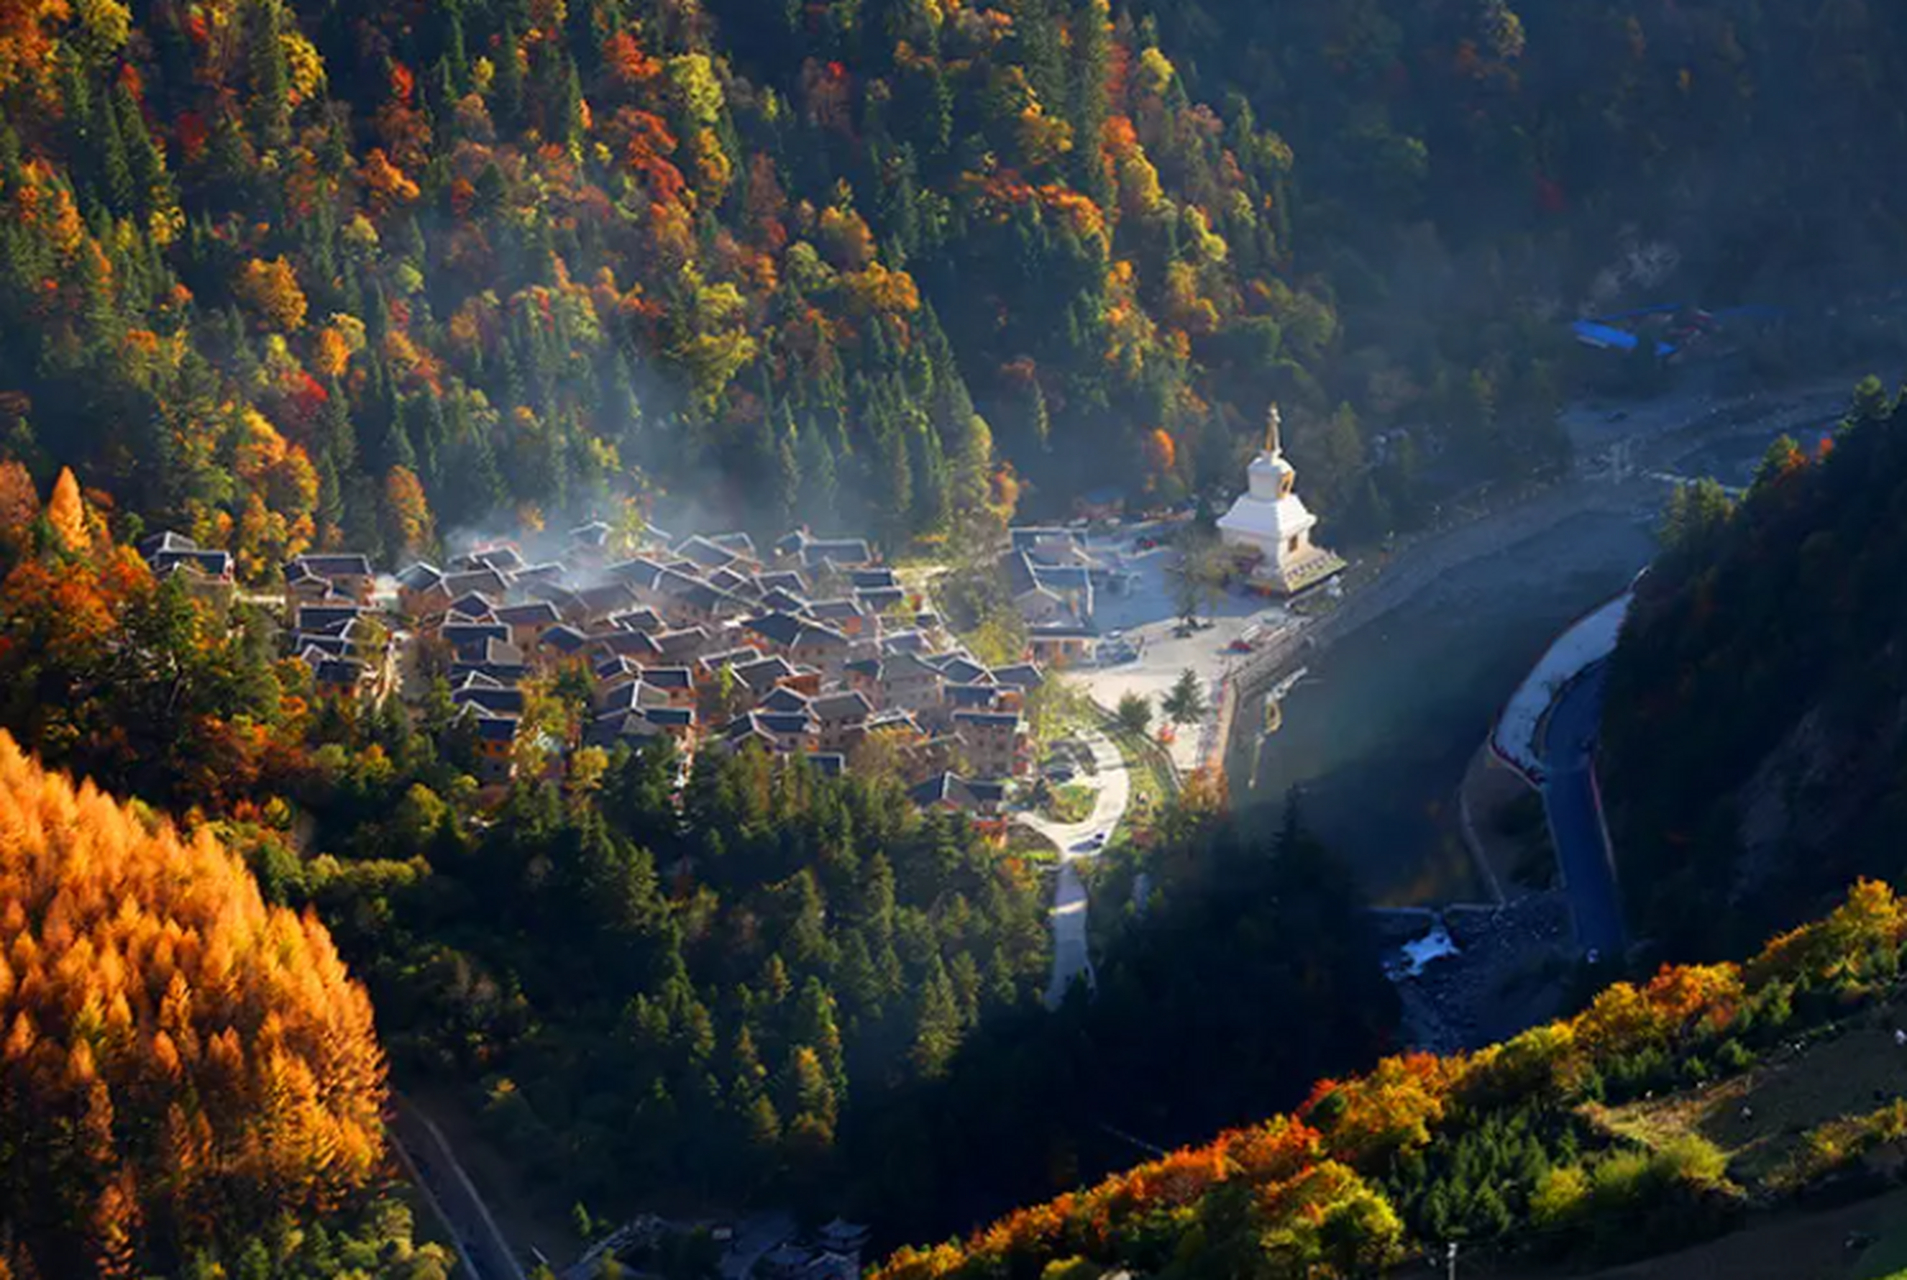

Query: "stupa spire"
(1264, 403), (1283, 459)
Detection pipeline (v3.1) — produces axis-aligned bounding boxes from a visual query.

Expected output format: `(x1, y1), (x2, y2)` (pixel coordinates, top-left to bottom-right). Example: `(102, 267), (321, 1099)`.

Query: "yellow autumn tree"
(229, 410), (319, 578)
(0, 734), (386, 1274)
(235, 256), (309, 332)
(0, 461), (40, 560)
(44, 466), (91, 554)
(382, 465), (435, 557)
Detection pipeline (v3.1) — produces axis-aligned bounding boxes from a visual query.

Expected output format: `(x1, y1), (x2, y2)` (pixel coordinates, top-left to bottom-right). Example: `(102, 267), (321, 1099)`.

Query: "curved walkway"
(1017, 728), (1130, 1008)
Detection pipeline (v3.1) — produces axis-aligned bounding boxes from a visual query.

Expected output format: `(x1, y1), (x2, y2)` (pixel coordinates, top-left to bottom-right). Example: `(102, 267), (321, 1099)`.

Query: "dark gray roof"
(454, 686), (527, 715)
(395, 562), (444, 591)
(759, 588), (809, 614)
(443, 568), (512, 601)
(733, 656), (796, 693)
(600, 630), (665, 660)
(674, 535), (740, 571)
(759, 687), (812, 713)
(292, 554), (375, 579)
(807, 753), (847, 778)
(153, 549), (234, 578)
(644, 666), (694, 691)
(594, 655), (640, 682)
(991, 664), (1045, 689)
(876, 652), (942, 681)
(603, 558), (668, 589)
(933, 656), (992, 685)
(297, 604), (363, 633)
(879, 631), (931, 655)
(453, 660), (529, 685)
(522, 580), (583, 611)
(513, 562), (568, 586)
(655, 628), (711, 660)
(908, 773), (1001, 810)
(469, 545), (526, 574)
(850, 568), (898, 590)
(575, 582), (640, 616)
(584, 715), (648, 749)
(495, 601), (562, 627)
(945, 683), (1001, 708)
(799, 539), (874, 569)
(295, 635), (351, 657)
(754, 571), (809, 598)
(140, 530), (199, 558)
(855, 587), (906, 612)
(697, 647), (759, 674)
(598, 682), (663, 715)
(475, 716), (519, 742)
(542, 624), (591, 654)
(609, 608), (665, 633)
(447, 592), (500, 620)
(953, 710), (1020, 729)
(745, 612), (805, 647)
(444, 622), (511, 652)
(806, 599), (864, 622)
(811, 691), (872, 720)
(1004, 550), (1042, 598)
(707, 566), (752, 595)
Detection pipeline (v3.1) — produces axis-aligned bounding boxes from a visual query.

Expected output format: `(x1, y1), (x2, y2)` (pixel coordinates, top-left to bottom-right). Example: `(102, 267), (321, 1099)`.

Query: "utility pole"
(1446, 1241), (1459, 1280)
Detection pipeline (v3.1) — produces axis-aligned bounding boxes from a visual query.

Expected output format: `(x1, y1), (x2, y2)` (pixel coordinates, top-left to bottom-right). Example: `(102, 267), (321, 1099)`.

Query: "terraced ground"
(1588, 1021), (1907, 1187)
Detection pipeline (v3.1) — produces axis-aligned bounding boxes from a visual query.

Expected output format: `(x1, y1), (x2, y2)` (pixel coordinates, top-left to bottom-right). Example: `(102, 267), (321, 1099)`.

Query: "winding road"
(1539, 663), (1628, 959)
(1018, 728), (1131, 1008)
(389, 1096), (528, 1280)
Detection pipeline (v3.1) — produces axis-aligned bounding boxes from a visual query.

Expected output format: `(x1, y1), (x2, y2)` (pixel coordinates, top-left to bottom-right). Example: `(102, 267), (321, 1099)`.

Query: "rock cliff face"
(1734, 707), (1855, 891)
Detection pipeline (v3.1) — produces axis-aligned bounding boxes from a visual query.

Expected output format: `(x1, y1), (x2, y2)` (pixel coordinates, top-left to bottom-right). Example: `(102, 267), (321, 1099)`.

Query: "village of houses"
(138, 516), (1136, 833)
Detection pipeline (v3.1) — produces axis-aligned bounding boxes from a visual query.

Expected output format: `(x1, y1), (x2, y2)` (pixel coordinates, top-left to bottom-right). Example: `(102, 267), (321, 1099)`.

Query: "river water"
(1239, 510), (1659, 906)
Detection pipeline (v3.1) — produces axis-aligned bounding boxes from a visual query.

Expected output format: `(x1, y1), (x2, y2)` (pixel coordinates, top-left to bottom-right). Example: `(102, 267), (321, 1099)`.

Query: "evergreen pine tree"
(245, 0), (293, 149)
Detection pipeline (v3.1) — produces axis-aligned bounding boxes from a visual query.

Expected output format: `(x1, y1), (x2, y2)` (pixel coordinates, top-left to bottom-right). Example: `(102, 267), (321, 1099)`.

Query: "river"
(1238, 509), (1659, 905)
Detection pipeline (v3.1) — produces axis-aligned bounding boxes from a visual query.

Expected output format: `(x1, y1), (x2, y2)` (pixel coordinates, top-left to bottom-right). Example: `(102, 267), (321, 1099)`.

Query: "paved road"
(1539, 663), (1628, 959)
(1018, 728), (1130, 1008)
(390, 1096), (528, 1280)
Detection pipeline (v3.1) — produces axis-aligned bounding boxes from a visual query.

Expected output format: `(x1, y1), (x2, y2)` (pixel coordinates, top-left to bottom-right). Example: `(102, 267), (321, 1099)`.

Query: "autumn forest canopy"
(0, 0), (1903, 563)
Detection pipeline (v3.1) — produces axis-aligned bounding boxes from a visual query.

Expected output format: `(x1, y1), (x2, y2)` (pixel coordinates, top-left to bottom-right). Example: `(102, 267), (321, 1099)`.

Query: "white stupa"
(1217, 405), (1346, 595)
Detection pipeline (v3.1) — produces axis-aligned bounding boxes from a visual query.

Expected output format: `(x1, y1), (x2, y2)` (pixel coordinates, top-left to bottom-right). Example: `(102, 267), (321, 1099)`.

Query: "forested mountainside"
(0, 469), (1399, 1243)
(7, 0), (1907, 570)
(875, 879), (1907, 1280)
(0, 732), (446, 1277)
(1604, 380), (1907, 958)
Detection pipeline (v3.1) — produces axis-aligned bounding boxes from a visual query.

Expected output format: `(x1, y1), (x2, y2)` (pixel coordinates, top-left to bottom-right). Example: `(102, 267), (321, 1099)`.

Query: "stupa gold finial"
(1265, 403), (1283, 458)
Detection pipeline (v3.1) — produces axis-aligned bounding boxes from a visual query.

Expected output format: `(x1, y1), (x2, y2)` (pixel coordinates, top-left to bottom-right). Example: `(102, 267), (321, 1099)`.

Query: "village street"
(1017, 728), (1129, 1007)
